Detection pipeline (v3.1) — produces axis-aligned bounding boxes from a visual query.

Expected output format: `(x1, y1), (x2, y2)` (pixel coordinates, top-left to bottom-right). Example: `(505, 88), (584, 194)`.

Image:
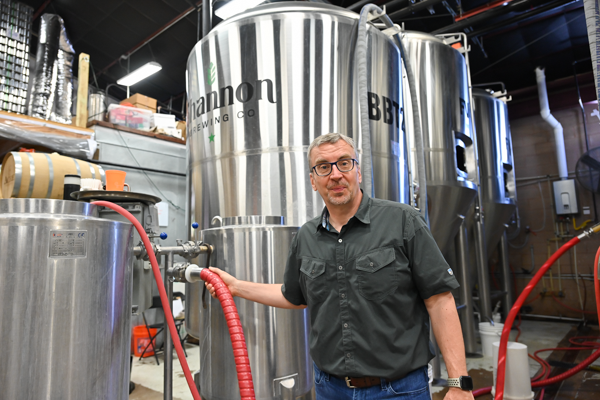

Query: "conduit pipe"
(356, 5), (381, 197)
(491, 223), (600, 400)
(92, 201), (256, 400)
(535, 67), (568, 180)
(370, 9), (429, 219)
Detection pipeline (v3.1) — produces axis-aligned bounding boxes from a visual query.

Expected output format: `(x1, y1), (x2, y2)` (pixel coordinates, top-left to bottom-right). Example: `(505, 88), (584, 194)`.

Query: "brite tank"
(199, 217), (310, 400)
(472, 89), (516, 250)
(185, 2), (408, 231)
(402, 31), (478, 255)
(0, 199), (133, 400)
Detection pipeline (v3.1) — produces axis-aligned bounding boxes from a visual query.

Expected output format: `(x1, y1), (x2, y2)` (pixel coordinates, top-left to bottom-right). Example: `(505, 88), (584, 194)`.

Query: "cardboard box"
(177, 120), (186, 141)
(121, 94), (157, 112)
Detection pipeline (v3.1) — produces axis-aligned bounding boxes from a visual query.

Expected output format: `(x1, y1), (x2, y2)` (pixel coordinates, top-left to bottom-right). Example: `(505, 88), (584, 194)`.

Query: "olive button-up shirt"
(281, 193), (459, 379)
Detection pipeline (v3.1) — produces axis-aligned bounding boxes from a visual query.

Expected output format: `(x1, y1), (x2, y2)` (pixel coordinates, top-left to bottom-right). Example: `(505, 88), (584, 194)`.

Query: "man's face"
(309, 141), (362, 207)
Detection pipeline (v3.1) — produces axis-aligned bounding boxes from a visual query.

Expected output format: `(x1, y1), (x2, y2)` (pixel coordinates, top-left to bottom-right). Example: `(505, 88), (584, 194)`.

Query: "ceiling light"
(117, 61), (162, 86)
(214, 0), (265, 20)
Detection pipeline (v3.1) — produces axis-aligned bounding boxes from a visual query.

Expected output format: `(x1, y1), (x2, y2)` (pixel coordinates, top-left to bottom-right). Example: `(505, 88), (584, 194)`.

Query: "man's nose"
(329, 163), (344, 179)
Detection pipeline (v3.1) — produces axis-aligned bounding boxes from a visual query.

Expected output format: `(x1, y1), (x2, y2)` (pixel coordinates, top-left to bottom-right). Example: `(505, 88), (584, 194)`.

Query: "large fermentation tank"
(186, 3), (409, 399)
(0, 199), (133, 400)
(472, 88), (517, 250)
(402, 31), (478, 254)
(186, 2), (409, 231)
(198, 217), (310, 400)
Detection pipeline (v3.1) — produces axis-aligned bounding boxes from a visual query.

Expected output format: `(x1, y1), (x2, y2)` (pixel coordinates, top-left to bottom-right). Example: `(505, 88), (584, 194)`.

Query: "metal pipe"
(519, 313), (585, 322)
(388, 0), (445, 20)
(202, 0), (212, 38)
(97, 2), (202, 78)
(455, 220), (479, 356)
(499, 232), (514, 320)
(573, 58), (599, 222)
(164, 253), (174, 400)
(432, 0), (530, 34)
(474, 208), (493, 320)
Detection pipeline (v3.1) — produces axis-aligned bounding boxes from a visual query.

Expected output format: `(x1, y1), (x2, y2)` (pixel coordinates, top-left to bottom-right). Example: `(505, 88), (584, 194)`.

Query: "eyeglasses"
(312, 158), (359, 177)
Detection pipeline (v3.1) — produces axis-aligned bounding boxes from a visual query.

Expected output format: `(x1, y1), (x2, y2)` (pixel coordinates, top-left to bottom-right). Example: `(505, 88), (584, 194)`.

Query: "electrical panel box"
(553, 179), (578, 215)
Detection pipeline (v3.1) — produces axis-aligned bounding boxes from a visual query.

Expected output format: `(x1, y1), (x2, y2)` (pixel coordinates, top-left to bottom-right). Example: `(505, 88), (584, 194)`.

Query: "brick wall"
(503, 101), (600, 319)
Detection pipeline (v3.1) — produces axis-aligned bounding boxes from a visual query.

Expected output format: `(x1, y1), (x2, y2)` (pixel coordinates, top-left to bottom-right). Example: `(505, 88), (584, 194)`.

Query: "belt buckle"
(345, 377), (356, 389)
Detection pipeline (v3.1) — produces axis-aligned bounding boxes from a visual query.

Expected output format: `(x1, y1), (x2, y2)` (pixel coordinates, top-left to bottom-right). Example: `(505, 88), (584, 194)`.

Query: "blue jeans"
(314, 363), (431, 400)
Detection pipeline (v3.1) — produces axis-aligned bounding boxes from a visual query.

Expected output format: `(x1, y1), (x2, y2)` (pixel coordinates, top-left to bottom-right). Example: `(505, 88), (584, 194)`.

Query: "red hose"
(92, 201), (202, 400)
(200, 269), (256, 400)
(491, 236), (600, 400)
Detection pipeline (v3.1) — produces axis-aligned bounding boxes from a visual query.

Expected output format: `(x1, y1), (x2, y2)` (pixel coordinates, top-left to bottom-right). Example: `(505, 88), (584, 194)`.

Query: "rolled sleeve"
(281, 235), (306, 306)
(406, 213), (460, 299)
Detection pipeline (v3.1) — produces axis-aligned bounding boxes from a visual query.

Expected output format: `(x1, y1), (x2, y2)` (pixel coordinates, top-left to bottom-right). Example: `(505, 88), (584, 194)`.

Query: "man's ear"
(310, 172), (318, 191)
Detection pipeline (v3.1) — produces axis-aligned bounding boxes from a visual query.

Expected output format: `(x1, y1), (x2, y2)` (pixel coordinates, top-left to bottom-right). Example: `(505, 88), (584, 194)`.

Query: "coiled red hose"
(93, 201), (256, 400)
(489, 236), (600, 399)
(200, 269), (256, 400)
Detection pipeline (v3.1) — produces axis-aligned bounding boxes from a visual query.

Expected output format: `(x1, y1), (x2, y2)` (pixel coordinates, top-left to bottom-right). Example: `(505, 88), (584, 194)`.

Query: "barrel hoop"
(12, 152), (22, 197)
(44, 154), (54, 199)
(98, 166), (106, 184)
(90, 164), (96, 179)
(73, 158), (81, 176)
(26, 153), (35, 198)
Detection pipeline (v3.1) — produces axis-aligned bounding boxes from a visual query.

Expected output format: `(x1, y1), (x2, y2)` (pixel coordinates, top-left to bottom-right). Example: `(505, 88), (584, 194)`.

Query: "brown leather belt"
(343, 376), (382, 388)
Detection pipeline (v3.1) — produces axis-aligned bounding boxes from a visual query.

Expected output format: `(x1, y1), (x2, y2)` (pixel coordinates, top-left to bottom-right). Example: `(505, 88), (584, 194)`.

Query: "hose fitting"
(577, 222), (600, 240)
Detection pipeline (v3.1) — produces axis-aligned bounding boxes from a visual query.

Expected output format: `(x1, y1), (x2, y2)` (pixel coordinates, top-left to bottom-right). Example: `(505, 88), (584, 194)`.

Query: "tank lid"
(216, 2), (358, 28)
(220, 215), (285, 226)
(0, 198), (99, 217)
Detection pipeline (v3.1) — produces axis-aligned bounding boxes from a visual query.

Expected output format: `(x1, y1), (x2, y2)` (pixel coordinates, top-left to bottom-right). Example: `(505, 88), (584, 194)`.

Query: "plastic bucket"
(479, 322), (503, 357)
(492, 341), (535, 400)
(132, 325), (158, 358)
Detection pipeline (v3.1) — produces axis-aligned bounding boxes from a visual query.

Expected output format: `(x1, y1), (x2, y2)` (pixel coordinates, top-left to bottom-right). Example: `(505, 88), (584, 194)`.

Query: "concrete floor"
(130, 320), (600, 400)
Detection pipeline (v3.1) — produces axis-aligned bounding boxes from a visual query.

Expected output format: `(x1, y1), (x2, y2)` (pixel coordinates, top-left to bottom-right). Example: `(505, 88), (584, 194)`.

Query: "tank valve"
(169, 263), (204, 283)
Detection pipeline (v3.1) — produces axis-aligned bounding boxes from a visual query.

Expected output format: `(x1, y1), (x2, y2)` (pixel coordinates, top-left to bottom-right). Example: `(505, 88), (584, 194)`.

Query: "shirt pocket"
(356, 247), (400, 301)
(300, 258), (328, 304)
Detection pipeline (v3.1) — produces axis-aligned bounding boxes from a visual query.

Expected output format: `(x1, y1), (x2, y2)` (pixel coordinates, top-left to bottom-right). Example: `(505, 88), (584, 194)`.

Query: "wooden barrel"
(0, 152), (105, 199)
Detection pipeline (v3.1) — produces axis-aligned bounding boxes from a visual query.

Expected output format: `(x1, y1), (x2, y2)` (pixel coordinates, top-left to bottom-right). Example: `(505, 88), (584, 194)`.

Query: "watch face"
(460, 376), (474, 391)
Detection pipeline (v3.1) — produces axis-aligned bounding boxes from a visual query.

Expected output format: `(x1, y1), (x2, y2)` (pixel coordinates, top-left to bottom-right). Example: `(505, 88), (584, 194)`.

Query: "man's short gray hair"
(307, 133), (358, 171)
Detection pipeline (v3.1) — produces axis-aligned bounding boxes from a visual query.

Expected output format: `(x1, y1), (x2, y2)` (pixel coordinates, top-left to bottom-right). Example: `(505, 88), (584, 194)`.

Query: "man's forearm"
(424, 291), (468, 378)
(233, 281), (306, 310)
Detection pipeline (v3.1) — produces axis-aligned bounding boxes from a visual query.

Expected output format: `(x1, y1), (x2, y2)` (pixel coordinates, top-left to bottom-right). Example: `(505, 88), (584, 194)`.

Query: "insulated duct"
(535, 67), (568, 179)
(28, 14), (75, 124)
(584, 0), (600, 107)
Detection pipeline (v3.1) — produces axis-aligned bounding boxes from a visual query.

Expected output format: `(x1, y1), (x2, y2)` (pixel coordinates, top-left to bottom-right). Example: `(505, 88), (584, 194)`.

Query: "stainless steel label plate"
(49, 230), (87, 258)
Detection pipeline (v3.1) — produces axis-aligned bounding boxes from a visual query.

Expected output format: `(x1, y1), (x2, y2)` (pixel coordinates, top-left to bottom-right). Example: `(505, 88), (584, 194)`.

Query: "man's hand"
(444, 387), (474, 400)
(203, 267), (306, 309)
(205, 267), (238, 298)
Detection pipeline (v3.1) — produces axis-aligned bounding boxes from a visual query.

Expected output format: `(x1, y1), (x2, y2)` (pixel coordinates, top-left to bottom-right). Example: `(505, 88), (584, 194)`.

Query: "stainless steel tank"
(186, 5), (410, 397)
(0, 199), (134, 400)
(402, 31), (478, 254)
(472, 88), (517, 250)
(198, 217), (310, 400)
(186, 2), (409, 232)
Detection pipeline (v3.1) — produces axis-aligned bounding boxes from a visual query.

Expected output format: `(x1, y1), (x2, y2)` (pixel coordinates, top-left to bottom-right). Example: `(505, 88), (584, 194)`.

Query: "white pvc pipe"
(535, 67), (568, 180)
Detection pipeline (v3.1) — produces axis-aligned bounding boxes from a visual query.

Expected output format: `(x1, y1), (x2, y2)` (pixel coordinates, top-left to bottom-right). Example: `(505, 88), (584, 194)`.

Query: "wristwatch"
(447, 376), (473, 391)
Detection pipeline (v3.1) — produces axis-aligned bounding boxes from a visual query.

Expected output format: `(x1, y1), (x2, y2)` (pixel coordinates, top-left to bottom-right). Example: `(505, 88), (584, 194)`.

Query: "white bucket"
(479, 322), (504, 357)
(492, 342), (534, 400)
(427, 364), (433, 400)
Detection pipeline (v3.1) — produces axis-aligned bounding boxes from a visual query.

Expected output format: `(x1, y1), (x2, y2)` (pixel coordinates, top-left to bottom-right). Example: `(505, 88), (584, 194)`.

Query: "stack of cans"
(0, 0), (32, 114)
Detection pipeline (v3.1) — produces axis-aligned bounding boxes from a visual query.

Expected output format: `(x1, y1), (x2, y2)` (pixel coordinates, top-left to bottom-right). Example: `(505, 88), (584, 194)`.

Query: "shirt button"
(347, 353), (351, 358)
(341, 294), (345, 298)
(344, 323), (348, 328)
(338, 265), (343, 270)
(370, 262), (374, 267)
(338, 239), (343, 243)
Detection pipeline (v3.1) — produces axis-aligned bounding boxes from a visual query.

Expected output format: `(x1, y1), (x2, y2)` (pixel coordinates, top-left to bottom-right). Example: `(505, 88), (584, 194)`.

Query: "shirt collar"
(316, 190), (371, 233)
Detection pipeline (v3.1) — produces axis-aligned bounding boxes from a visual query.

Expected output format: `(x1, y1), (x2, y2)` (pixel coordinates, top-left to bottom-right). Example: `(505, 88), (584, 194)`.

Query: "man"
(206, 133), (475, 400)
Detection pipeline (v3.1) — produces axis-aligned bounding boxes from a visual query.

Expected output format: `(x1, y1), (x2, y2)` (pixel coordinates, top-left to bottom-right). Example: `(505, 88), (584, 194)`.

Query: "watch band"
(447, 378), (461, 388)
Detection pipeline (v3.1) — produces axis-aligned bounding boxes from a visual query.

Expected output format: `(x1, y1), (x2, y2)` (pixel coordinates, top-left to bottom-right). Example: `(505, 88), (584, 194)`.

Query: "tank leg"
(499, 232), (514, 320)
